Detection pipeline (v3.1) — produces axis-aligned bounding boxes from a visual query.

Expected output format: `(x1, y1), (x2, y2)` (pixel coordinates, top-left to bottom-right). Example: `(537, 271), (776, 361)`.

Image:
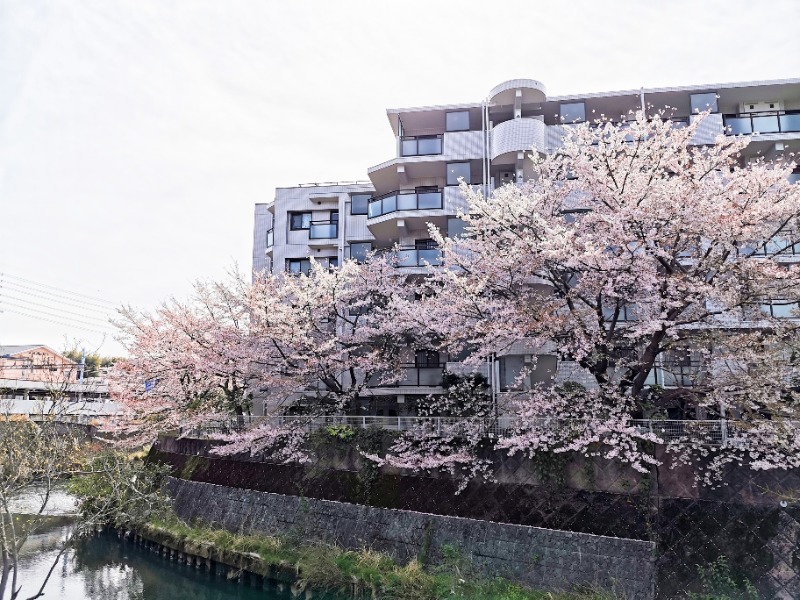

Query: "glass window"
(328, 257), (339, 269)
(446, 111), (470, 132)
(289, 212), (311, 230)
(401, 138), (418, 156)
(350, 242), (372, 264)
(416, 136), (442, 155)
(351, 193), (371, 215)
(560, 102), (586, 123)
(690, 93), (718, 114)
(767, 301), (799, 318)
(287, 258), (311, 275)
(448, 217), (468, 239)
(447, 162), (471, 186)
(415, 238), (438, 250)
(415, 350), (440, 368)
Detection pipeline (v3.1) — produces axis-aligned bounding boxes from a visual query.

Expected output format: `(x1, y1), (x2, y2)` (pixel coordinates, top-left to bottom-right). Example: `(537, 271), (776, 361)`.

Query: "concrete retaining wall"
(166, 476), (656, 599)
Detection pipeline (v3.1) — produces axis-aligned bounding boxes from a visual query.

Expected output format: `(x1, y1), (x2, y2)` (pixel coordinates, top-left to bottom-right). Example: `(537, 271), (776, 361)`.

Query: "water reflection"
(17, 523), (309, 600)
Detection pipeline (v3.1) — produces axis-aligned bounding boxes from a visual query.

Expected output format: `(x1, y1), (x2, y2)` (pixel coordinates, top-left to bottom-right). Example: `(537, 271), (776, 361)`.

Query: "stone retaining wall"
(166, 477), (656, 600)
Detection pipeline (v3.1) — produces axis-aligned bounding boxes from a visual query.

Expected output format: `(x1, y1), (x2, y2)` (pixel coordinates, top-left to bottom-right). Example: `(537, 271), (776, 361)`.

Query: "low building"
(0, 344), (109, 403)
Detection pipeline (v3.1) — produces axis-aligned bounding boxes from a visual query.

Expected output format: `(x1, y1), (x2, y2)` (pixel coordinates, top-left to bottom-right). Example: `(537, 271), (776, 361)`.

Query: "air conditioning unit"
(741, 101), (783, 114)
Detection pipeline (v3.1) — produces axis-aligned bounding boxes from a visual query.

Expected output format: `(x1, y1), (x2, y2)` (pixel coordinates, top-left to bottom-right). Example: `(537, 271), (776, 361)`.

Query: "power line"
(0, 279), (117, 313)
(0, 272), (117, 306)
(0, 307), (112, 337)
(0, 300), (114, 332)
(0, 293), (112, 325)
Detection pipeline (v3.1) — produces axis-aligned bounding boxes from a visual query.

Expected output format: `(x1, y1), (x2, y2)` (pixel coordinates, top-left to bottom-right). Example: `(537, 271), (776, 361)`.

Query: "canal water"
(19, 524), (303, 600)
(14, 487), (327, 600)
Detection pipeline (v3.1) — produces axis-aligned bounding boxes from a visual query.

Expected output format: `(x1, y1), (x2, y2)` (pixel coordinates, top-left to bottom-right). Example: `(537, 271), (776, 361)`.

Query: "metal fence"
(161, 419), (800, 599)
(184, 415), (765, 446)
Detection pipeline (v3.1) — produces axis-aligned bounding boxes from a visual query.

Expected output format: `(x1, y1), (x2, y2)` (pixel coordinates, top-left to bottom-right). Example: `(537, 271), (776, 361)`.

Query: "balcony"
(723, 111), (800, 135)
(309, 220), (339, 239)
(367, 190), (443, 219)
(490, 117), (547, 160)
(382, 247), (443, 268)
(367, 364), (445, 388)
(400, 135), (443, 157)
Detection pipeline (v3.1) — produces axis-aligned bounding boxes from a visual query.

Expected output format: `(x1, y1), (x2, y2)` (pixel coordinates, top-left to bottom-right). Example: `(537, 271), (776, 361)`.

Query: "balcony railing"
(391, 247), (443, 268)
(400, 134), (443, 157)
(266, 228), (274, 247)
(723, 111), (800, 135)
(367, 190), (443, 219)
(367, 364), (445, 387)
(309, 220), (339, 239)
(747, 236), (800, 257)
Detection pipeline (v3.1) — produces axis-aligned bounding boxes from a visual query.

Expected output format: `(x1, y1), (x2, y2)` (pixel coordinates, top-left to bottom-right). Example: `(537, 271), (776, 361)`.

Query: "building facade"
(0, 344), (109, 403)
(253, 78), (800, 416)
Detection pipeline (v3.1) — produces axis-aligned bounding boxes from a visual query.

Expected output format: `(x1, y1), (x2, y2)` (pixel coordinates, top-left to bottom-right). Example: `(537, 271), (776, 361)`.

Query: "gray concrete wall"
(166, 477), (655, 600)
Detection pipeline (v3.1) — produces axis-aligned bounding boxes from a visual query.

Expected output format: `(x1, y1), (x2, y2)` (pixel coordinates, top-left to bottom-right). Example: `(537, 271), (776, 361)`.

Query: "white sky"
(1, 0), (798, 356)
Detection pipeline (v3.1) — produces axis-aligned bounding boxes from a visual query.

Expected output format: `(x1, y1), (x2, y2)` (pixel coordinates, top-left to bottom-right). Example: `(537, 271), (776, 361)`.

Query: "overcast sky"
(0, 0), (798, 356)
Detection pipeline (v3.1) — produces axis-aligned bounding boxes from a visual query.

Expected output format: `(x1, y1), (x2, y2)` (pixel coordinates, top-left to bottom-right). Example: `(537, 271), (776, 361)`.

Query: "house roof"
(0, 345), (74, 364)
(0, 345), (47, 357)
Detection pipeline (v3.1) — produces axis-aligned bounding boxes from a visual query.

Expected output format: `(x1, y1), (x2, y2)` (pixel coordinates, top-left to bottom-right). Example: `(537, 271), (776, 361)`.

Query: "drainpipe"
(481, 100), (487, 197)
(341, 196), (347, 264)
(483, 100), (491, 197)
(640, 87), (646, 117)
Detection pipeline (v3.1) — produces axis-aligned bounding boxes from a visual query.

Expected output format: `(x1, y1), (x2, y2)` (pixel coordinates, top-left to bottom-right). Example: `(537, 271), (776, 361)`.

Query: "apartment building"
(253, 77), (800, 417)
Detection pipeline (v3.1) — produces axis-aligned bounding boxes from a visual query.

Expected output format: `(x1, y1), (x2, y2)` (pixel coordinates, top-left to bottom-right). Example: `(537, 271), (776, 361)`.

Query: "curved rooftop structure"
(488, 78), (547, 106)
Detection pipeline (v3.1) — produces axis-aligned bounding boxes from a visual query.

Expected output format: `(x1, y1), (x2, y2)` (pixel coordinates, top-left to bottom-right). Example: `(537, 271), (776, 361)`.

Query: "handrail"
(724, 110), (800, 135)
(309, 220), (339, 240)
(367, 189), (443, 219)
(183, 416), (782, 447)
(382, 247), (443, 268)
(295, 180), (371, 188)
(367, 363), (445, 387)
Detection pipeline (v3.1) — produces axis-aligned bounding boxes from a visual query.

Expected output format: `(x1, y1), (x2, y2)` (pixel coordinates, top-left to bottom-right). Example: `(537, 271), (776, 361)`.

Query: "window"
(310, 211), (338, 239)
(415, 350), (440, 368)
(690, 92), (719, 114)
(327, 257), (339, 269)
(446, 110), (470, 132)
(559, 102), (586, 123)
(447, 162), (471, 186)
(289, 212), (311, 230)
(602, 304), (638, 322)
(350, 242), (372, 264)
(415, 238), (438, 250)
(499, 354), (557, 390)
(448, 216), (468, 239)
(351, 193), (371, 215)
(401, 135), (443, 156)
(286, 258), (311, 275)
(761, 301), (799, 318)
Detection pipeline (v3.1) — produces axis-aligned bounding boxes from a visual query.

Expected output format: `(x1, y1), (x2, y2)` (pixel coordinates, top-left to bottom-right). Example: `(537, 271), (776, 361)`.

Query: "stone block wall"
(153, 437), (800, 598)
(166, 477), (656, 599)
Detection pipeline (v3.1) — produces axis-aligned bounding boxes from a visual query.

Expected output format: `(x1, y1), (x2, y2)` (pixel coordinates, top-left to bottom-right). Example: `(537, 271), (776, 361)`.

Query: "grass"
(145, 516), (619, 600)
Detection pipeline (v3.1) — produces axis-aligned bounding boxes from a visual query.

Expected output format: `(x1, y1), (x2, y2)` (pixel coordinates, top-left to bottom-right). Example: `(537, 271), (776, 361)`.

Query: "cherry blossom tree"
(111, 113), (800, 484)
(109, 259), (408, 457)
(379, 112), (800, 480)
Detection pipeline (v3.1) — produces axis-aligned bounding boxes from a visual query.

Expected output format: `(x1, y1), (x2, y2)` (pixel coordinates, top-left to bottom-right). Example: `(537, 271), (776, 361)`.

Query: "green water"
(17, 523), (312, 600)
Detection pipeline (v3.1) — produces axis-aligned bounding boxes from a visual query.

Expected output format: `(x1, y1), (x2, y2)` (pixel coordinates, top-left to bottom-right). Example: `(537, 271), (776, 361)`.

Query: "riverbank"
(135, 516), (620, 600)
